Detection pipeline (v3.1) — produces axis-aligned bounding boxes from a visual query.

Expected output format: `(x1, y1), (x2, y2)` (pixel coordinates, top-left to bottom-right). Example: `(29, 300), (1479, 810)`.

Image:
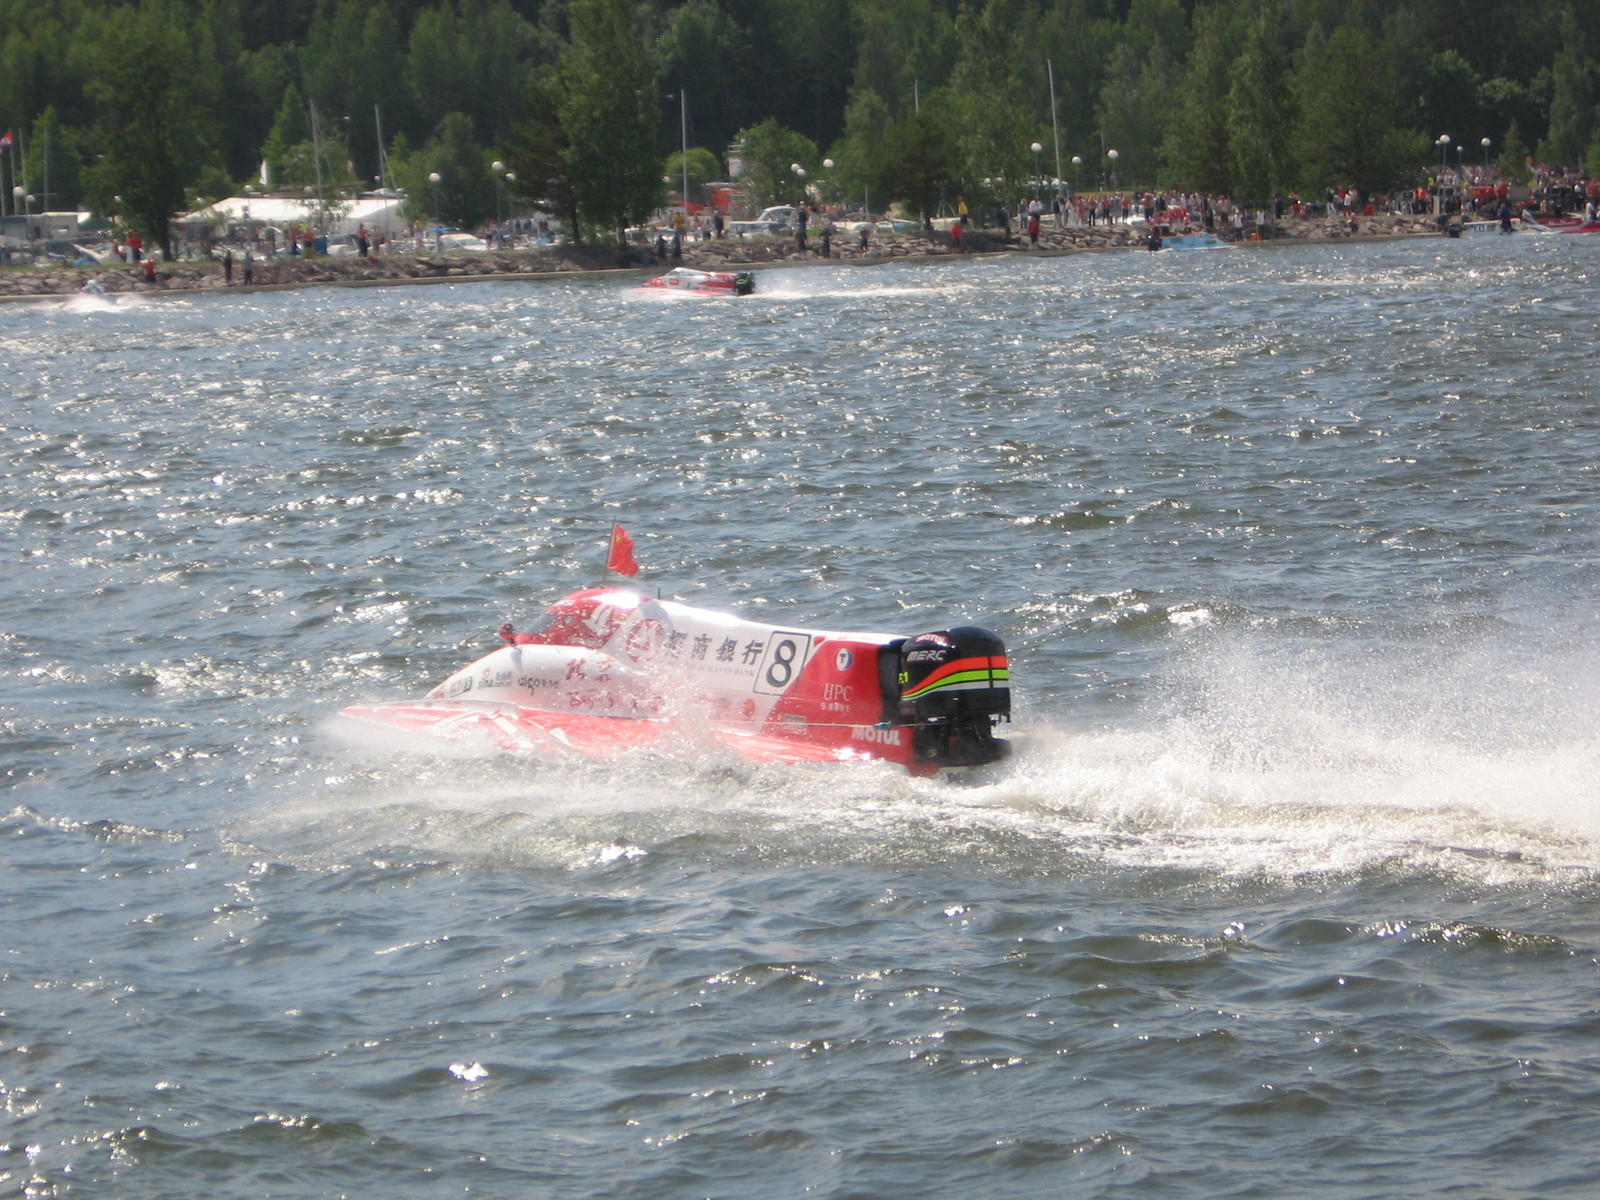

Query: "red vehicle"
(338, 588), (1012, 777)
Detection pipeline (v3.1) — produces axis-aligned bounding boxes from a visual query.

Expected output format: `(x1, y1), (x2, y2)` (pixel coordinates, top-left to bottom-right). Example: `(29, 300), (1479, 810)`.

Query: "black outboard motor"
(880, 627), (1011, 768)
(733, 271), (755, 296)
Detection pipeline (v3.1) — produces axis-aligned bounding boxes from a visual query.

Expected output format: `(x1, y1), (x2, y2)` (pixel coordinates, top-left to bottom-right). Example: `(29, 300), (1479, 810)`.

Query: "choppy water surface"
(6, 236), (1600, 1198)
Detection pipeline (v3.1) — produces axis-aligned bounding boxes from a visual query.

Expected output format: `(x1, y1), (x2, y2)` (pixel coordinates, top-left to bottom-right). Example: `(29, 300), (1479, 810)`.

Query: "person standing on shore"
(223, 248), (233, 284)
(243, 249), (254, 286)
(796, 205), (809, 255)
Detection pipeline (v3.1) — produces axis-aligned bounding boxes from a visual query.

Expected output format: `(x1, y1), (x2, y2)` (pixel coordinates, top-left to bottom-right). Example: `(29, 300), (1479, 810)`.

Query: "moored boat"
(1157, 231), (1230, 251)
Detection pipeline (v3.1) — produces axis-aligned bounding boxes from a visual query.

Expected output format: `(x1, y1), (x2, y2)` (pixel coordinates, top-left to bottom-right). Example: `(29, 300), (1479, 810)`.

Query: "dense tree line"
(2, 0), (1598, 248)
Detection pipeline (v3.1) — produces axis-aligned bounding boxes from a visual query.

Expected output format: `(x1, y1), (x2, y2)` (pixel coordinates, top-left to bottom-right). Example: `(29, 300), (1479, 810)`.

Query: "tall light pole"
(679, 88), (689, 213)
(1071, 155), (1082, 194)
(1047, 59), (1062, 186)
(1031, 142), (1042, 197)
(491, 160), (505, 225)
(1481, 137), (1491, 169)
(1436, 134), (1450, 175)
(1107, 148), (1119, 192)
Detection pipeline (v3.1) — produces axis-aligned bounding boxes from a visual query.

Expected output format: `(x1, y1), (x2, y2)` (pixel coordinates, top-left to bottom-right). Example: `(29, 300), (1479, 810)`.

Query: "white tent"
(179, 194), (409, 237)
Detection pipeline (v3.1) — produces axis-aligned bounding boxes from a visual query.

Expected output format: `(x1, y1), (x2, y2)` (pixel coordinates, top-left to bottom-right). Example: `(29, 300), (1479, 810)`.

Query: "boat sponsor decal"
(753, 632), (813, 695)
(834, 648), (853, 671)
(624, 618), (667, 660)
(851, 724), (903, 746)
(446, 674), (472, 697)
(900, 655), (1009, 700)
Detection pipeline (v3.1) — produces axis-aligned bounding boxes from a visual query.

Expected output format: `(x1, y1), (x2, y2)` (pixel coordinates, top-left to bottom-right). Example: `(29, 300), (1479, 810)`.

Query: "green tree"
(949, 0), (1035, 206)
(731, 117), (819, 209)
(829, 86), (892, 211)
(1035, 0), (1119, 168)
(1292, 22), (1421, 200)
(515, 0), (660, 245)
(874, 93), (961, 228)
(1539, 37), (1595, 167)
(657, 0), (754, 159)
(262, 81), (309, 186)
(1097, 37), (1176, 191)
(1164, 3), (1237, 195)
(663, 147), (721, 207)
(505, 72), (580, 239)
(1227, 0), (1296, 202)
(850, 0), (961, 124)
(403, 111), (495, 227)
(25, 105), (83, 210)
(406, 0), (540, 150)
(83, 0), (216, 257)
(1497, 118), (1533, 185)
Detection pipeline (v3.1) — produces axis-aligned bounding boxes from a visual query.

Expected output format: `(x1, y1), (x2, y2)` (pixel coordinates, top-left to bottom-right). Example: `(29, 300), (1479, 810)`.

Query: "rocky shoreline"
(0, 212), (1439, 301)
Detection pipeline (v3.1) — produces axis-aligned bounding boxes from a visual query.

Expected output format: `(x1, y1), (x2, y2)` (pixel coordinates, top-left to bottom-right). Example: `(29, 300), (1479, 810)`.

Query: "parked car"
(728, 205), (800, 236)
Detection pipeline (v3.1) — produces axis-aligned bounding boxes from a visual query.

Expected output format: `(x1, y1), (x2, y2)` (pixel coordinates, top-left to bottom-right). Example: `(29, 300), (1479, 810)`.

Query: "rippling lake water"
(6, 235), (1600, 1198)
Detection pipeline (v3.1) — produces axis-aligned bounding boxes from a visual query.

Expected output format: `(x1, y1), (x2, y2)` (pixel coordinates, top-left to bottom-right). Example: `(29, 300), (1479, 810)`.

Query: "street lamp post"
(491, 160), (505, 225)
(1071, 155), (1082, 195)
(1481, 137), (1492, 169)
(1107, 149), (1119, 193)
(1031, 142), (1042, 197)
(427, 171), (441, 246)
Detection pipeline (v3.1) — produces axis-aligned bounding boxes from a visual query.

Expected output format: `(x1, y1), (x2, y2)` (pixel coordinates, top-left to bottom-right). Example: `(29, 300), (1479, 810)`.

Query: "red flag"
(0, 132), (11, 151)
(606, 524), (639, 576)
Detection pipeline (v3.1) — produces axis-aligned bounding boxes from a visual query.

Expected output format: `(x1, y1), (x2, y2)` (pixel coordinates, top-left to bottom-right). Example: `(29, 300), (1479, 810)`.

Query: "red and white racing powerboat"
(639, 266), (756, 295)
(1520, 212), (1600, 233)
(338, 588), (1011, 776)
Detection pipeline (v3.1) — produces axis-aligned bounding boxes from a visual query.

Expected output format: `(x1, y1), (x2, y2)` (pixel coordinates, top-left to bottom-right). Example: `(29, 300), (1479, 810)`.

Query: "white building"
(178, 193), (409, 238)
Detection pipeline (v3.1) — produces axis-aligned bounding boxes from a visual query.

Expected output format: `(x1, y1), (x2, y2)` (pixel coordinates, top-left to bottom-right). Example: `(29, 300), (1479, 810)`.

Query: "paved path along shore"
(0, 212), (1441, 302)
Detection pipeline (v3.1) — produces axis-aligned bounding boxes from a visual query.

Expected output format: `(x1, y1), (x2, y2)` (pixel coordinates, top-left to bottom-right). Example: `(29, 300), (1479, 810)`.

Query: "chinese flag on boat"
(606, 524), (639, 576)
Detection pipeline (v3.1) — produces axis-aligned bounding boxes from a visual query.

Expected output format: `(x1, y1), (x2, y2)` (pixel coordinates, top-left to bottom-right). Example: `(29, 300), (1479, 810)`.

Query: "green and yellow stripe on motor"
(900, 655), (1010, 701)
